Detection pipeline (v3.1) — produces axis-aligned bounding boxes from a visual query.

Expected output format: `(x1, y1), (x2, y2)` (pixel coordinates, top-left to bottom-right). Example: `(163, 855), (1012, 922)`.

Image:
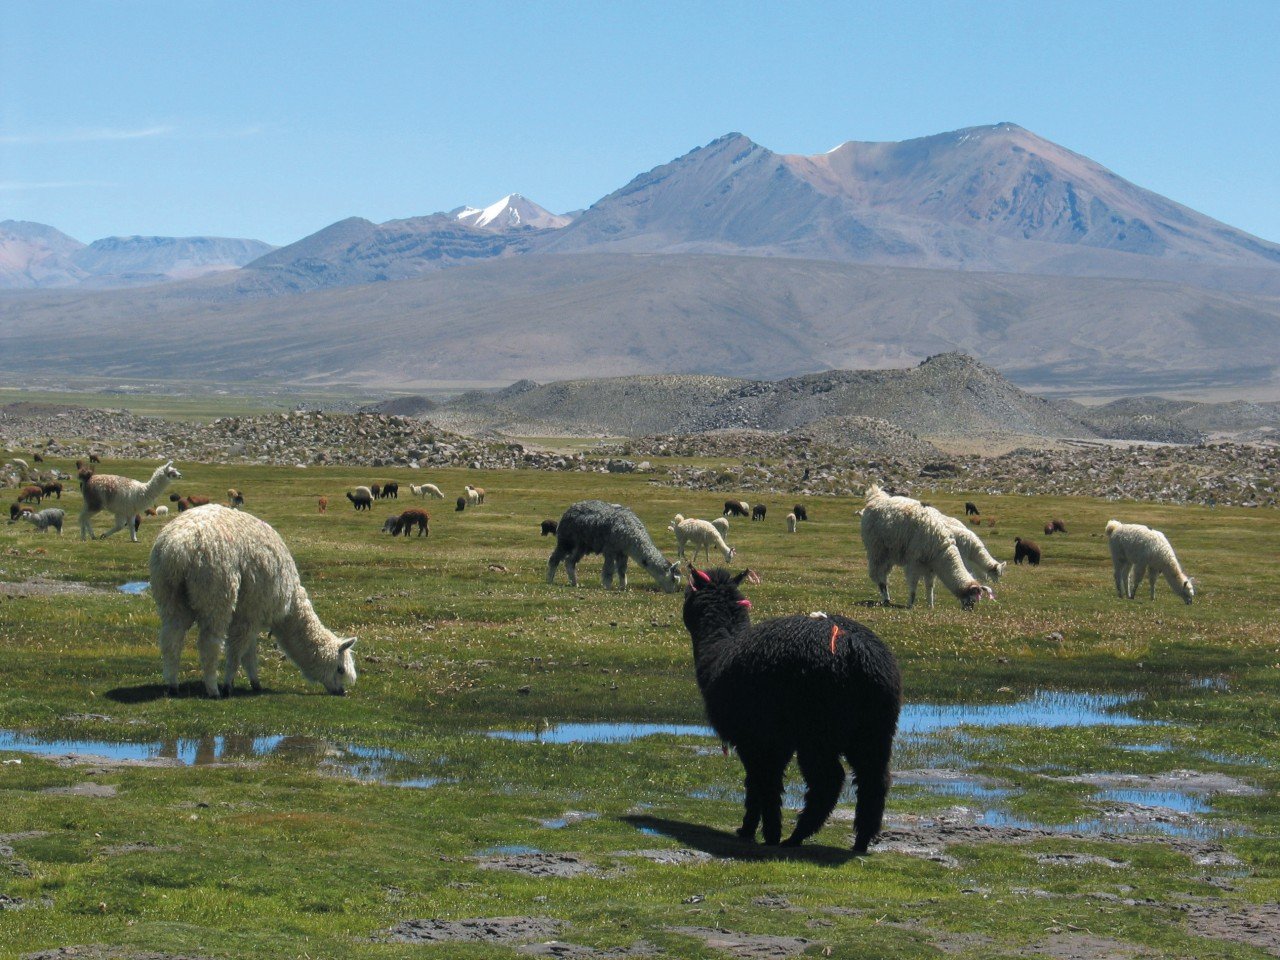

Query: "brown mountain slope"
(540, 127), (1280, 292)
(4, 253), (1277, 395)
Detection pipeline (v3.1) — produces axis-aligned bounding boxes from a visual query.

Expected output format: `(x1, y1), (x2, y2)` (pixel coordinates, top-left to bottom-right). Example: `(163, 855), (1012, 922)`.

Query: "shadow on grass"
(851, 599), (906, 609)
(621, 814), (861, 866)
(105, 682), (283, 703)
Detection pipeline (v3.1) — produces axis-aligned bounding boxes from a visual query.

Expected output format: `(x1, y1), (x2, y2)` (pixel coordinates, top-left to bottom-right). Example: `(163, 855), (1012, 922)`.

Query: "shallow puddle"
(489, 691), (1153, 744)
(488, 722), (710, 744)
(117, 581), (150, 594)
(1095, 788), (1210, 813)
(976, 807), (1243, 839)
(0, 730), (438, 789)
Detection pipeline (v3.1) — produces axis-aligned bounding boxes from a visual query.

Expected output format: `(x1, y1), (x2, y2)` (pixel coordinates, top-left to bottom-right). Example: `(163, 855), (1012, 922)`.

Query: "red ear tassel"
(690, 567), (712, 585)
(736, 599), (752, 609)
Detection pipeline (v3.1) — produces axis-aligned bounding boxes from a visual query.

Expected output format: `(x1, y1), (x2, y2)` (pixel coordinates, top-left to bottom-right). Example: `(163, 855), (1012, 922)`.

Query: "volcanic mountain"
(4, 124), (1280, 395)
(0, 220), (275, 290)
(541, 125), (1280, 289)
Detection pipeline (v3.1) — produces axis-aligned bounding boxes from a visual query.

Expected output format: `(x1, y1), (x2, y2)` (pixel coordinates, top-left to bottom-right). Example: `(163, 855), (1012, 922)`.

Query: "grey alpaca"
(547, 499), (682, 591)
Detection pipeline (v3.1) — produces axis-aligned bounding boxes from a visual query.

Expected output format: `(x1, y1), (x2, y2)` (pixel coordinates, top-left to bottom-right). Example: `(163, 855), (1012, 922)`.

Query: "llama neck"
(272, 598), (332, 678)
(142, 468), (174, 502)
(934, 544), (978, 598)
(687, 606), (747, 681)
(1162, 565), (1189, 594)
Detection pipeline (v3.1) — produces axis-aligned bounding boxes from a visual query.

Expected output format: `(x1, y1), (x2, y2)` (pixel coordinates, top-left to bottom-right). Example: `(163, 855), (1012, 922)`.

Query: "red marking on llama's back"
(829, 623), (841, 654)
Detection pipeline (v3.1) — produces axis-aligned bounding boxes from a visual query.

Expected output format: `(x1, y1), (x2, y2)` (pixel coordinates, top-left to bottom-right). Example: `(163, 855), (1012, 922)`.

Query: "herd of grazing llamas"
(5, 455), (1199, 853)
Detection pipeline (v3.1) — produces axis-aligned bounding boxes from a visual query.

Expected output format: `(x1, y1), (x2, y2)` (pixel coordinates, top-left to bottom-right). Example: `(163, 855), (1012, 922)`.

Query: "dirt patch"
(1184, 901), (1280, 957)
(377, 917), (565, 945)
(1, 831), (45, 877)
(667, 926), (815, 959)
(42, 782), (118, 798)
(516, 941), (657, 958)
(1, 579), (111, 598)
(1058, 770), (1261, 796)
(895, 768), (1007, 789)
(473, 852), (601, 878)
(617, 848), (713, 865)
(1, 893), (52, 910)
(49, 754), (186, 770)
(877, 810), (1240, 864)
(1019, 934), (1156, 959)
(1034, 853), (1129, 868)
(751, 895), (793, 910)
(885, 921), (996, 955)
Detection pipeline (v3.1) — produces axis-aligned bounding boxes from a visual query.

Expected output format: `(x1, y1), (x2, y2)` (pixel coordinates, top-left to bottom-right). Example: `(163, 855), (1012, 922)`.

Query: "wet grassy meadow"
(1, 450), (1278, 958)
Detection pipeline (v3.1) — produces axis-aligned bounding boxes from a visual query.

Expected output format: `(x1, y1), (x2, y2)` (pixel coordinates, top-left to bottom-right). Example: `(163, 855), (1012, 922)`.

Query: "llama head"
(315, 636), (359, 696)
(158, 460), (181, 481)
(683, 567), (752, 634)
(658, 560), (683, 592)
(991, 560), (1007, 581)
(960, 583), (988, 609)
(335, 637), (359, 694)
(1180, 578), (1195, 605)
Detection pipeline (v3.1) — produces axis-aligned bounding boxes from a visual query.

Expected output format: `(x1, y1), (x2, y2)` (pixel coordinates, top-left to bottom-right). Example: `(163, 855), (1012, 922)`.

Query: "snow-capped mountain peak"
(454, 194), (572, 231)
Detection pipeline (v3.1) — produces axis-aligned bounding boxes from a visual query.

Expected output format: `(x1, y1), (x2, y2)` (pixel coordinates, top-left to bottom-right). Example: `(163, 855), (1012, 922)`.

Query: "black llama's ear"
(734, 569), (761, 585)
(732, 570), (749, 585)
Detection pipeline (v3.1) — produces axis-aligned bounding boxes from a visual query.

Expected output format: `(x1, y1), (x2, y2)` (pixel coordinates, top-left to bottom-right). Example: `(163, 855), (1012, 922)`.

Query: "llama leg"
(784, 748), (845, 846)
(601, 553), (616, 588)
(158, 610), (195, 696)
(924, 573), (937, 608)
(222, 621), (256, 696)
(79, 509), (95, 540)
(196, 624), (227, 698)
(616, 554), (628, 589)
(757, 750), (791, 845)
(868, 554), (892, 604)
(243, 637), (262, 692)
(848, 738), (894, 853)
(98, 513), (130, 540)
(1147, 568), (1158, 600)
(546, 545), (567, 584)
(736, 747), (791, 845)
(905, 570), (920, 609)
(1129, 563), (1148, 599)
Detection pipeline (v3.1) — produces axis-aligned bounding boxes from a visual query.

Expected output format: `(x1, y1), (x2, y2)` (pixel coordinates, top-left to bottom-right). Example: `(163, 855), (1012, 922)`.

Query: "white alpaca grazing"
(859, 485), (987, 609)
(412, 483), (444, 499)
(921, 512), (1006, 606)
(150, 505), (358, 697)
(669, 517), (735, 564)
(80, 460), (181, 542)
(786, 512), (797, 533)
(711, 516), (730, 539)
(1105, 520), (1195, 605)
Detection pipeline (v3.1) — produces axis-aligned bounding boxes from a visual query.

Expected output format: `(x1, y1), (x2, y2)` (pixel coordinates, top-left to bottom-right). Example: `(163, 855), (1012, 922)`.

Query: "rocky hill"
(435, 354), (1093, 440)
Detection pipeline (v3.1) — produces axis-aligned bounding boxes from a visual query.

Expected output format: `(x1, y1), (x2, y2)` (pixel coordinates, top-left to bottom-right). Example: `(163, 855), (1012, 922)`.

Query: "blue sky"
(3, 1), (1278, 247)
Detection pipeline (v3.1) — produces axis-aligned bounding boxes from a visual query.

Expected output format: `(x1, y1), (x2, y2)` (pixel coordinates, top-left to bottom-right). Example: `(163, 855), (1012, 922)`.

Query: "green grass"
(1, 452), (1278, 958)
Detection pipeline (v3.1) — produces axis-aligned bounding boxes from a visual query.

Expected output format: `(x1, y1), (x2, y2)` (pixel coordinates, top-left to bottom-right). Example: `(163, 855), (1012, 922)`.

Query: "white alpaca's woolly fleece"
(859, 485), (984, 608)
(150, 505), (357, 696)
(1105, 520), (1194, 604)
